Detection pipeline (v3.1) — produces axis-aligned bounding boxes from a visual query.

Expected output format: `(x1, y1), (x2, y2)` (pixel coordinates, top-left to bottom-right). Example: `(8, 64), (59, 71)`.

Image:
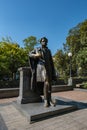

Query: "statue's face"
(41, 39), (46, 46)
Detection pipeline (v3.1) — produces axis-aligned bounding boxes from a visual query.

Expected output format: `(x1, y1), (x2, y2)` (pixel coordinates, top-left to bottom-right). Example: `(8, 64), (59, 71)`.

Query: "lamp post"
(68, 52), (72, 86)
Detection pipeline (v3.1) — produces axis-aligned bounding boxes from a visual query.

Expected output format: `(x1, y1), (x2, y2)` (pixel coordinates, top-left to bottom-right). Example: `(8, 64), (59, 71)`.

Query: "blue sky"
(0, 0), (87, 55)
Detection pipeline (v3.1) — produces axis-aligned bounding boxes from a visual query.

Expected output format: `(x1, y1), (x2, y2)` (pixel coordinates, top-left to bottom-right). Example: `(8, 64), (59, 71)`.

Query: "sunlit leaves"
(0, 39), (28, 79)
(23, 36), (38, 52)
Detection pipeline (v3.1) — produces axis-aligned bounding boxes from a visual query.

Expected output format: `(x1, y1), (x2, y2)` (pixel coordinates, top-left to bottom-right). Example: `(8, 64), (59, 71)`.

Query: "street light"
(68, 52), (72, 86)
(68, 52), (72, 78)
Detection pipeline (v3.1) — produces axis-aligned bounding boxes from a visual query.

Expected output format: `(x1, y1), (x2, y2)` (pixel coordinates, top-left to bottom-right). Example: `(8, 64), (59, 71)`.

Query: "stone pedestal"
(17, 67), (42, 104)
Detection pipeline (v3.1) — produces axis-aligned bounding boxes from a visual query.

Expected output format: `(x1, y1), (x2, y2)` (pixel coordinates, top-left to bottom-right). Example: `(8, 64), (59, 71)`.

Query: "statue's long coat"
(29, 47), (55, 82)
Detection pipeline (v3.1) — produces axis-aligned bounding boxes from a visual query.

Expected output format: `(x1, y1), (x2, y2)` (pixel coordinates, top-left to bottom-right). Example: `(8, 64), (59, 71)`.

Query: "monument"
(17, 37), (56, 106)
(15, 37), (77, 123)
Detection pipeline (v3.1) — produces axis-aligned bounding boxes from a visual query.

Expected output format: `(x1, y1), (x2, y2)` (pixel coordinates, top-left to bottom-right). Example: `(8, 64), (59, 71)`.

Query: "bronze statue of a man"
(29, 37), (56, 107)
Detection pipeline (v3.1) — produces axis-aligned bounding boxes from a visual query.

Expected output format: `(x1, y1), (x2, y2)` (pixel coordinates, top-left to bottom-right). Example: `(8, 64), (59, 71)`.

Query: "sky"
(0, 0), (87, 55)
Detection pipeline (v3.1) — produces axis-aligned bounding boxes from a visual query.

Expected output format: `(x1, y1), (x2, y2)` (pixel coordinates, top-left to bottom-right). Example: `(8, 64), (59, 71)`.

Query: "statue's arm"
(29, 48), (41, 59)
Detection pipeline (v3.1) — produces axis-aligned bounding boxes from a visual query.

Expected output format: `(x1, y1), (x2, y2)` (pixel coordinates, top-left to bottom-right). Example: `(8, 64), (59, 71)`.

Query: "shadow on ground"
(56, 96), (87, 109)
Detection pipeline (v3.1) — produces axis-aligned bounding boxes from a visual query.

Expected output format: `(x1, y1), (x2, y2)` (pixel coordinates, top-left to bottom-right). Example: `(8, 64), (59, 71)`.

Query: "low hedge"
(0, 80), (19, 88)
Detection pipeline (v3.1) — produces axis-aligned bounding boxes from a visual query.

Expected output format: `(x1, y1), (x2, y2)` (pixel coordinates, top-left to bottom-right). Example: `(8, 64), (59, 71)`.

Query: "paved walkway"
(0, 89), (87, 130)
(52, 88), (87, 102)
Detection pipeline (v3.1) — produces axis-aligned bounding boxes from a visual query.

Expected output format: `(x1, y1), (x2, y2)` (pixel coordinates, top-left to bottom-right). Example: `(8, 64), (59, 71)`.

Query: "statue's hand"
(34, 53), (41, 58)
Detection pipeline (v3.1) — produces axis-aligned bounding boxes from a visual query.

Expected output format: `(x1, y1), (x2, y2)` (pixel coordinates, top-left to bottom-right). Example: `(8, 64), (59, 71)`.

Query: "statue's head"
(40, 37), (48, 46)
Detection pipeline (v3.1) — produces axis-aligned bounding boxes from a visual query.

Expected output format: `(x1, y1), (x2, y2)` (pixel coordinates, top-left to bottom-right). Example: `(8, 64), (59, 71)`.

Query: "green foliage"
(23, 36), (38, 52)
(80, 20), (87, 47)
(53, 50), (69, 77)
(63, 19), (87, 77)
(81, 82), (87, 89)
(77, 48), (87, 68)
(0, 37), (28, 80)
(0, 36), (40, 80)
(54, 19), (87, 77)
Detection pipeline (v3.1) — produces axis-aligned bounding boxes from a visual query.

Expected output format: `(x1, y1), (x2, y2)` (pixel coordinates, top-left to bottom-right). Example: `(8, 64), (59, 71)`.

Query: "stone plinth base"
(14, 97), (77, 123)
(17, 67), (42, 104)
(17, 91), (42, 104)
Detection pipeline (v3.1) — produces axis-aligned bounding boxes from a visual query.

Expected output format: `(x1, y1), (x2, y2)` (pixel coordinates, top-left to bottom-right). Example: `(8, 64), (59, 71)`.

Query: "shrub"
(82, 82), (87, 89)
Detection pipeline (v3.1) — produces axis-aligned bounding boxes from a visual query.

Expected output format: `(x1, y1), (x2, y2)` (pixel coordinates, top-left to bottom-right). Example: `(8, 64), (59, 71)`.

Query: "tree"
(0, 37), (28, 80)
(63, 19), (87, 76)
(53, 50), (68, 77)
(77, 20), (87, 76)
(80, 20), (87, 48)
(23, 36), (38, 53)
(54, 19), (87, 77)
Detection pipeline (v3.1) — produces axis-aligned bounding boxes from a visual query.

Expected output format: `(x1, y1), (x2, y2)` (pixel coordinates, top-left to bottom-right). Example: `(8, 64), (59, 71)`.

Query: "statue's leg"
(31, 69), (37, 92)
(47, 79), (56, 107)
(44, 80), (50, 107)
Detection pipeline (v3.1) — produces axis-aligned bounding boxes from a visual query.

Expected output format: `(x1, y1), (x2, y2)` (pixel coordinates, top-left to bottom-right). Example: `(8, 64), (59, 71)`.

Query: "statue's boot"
(44, 100), (50, 107)
(50, 99), (56, 107)
(48, 92), (56, 107)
